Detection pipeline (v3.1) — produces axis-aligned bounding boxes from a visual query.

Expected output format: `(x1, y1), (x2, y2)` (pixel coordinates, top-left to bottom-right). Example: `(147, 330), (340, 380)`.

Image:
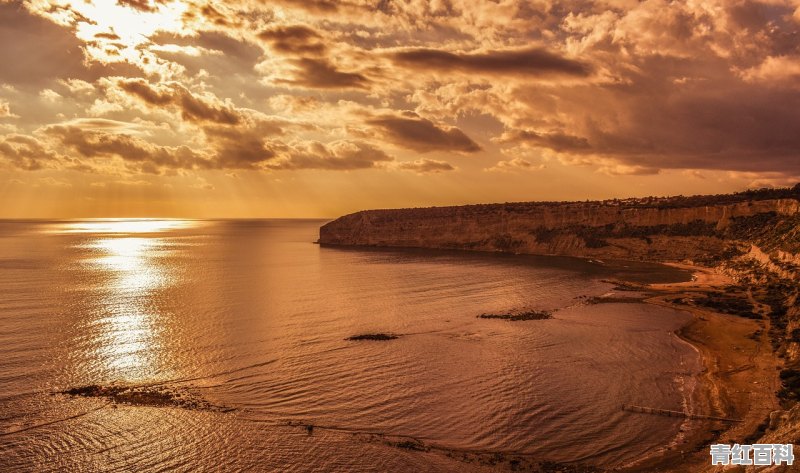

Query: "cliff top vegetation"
(349, 184), (800, 215)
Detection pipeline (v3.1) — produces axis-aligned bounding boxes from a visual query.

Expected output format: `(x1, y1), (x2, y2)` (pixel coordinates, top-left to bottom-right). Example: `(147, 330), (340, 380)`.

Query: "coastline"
(616, 262), (781, 472)
(315, 244), (784, 471)
(316, 187), (799, 472)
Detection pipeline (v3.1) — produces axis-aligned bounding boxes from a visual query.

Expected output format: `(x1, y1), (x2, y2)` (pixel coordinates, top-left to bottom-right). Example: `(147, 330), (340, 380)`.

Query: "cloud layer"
(1, 0), (799, 189)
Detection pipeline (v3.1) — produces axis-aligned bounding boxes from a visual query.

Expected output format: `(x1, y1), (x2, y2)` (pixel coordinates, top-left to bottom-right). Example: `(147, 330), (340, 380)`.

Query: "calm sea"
(0, 219), (700, 471)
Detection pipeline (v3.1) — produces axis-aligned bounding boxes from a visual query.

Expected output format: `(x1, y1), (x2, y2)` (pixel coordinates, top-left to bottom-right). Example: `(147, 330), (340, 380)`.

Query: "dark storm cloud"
(614, 84), (800, 173)
(391, 47), (591, 77)
(255, 0), (340, 13)
(266, 140), (394, 170)
(202, 125), (280, 169)
(198, 4), (234, 26)
(95, 32), (122, 40)
(258, 25), (327, 56)
(367, 112), (481, 153)
(498, 129), (591, 153)
(43, 124), (211, 173)
(256, 23), (369, 89)
(118, 79), (242, 125)
(501, 75), (800, 174)
(0, 134), (59, 170)
(278, 58), (369, 89)
(116, 0), (168, 12)
(495, 46), (800, 175)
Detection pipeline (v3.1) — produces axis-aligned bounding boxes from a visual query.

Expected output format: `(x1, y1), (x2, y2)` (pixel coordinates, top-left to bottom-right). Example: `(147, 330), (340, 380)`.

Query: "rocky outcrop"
(320, 187), (800, 265)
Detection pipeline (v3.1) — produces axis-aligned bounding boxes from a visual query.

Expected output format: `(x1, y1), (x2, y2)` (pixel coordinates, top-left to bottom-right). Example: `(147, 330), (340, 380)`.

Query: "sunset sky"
(0, 0), (798, 217)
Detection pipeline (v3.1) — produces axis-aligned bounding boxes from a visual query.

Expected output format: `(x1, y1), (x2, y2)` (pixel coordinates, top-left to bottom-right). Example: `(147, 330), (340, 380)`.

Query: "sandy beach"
(616, 263), (782, 472)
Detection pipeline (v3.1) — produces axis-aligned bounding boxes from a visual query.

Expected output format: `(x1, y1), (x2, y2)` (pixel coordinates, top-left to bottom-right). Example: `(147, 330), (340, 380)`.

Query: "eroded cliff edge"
(320, 186), (800, 264)
(320, 185), (800, 469)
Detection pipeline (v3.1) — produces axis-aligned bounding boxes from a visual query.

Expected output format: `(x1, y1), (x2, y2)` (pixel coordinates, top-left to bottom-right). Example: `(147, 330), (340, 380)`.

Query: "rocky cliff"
(320, 186), (800, 265)
(319, 188), (800, 344)
(321, 185), (800, 465)
(320, 187), (800, 356)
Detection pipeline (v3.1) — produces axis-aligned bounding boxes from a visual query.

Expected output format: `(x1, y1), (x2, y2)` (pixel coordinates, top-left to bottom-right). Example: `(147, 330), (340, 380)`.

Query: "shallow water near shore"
(0, 219), (701, 471)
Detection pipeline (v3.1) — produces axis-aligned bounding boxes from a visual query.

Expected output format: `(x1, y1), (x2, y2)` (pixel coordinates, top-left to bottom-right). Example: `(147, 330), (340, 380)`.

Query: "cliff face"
(320, 194), (800, 265)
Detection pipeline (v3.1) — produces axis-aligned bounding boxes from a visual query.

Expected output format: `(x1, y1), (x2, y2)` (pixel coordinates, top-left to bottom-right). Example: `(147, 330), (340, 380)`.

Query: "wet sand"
(617, 263), (781, 472)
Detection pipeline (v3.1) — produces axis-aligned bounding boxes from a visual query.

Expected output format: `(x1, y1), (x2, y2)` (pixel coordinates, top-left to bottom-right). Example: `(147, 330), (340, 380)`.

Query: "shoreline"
(615, 262), (781, 472)
(316, 244), (779, 471)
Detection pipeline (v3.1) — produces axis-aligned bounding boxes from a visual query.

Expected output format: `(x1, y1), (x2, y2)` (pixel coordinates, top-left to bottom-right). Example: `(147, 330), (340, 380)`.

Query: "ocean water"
(0, 219), (701, 472)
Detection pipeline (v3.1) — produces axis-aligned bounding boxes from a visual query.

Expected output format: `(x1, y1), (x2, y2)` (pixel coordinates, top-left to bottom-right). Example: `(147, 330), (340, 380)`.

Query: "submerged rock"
(586, 296), (647, 304)
(346, 333), (399, 341)
(478, 310), (552, 321)
(60, 383), (230, 411)
(392, 439), (428, 451)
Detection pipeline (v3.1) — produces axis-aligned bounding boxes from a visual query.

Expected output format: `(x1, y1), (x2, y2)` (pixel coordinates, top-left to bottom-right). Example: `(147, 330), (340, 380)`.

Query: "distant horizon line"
(0, 217), (337, 221)
(2, 183), (798, 221)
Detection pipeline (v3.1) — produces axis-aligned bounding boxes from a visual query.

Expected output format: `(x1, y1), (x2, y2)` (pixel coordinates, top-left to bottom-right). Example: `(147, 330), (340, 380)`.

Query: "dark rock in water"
(60, 383), (228, 411)
(600, 279), (646, 292)
(539, 461), (602, 472)
(346, 333), (399, 341)
(392, 439), (428, 451)
(356, 431), (601, 471)
(63, 385), (106, 397)
(586, 296), (647, 304)
(478, 310), (552, 321)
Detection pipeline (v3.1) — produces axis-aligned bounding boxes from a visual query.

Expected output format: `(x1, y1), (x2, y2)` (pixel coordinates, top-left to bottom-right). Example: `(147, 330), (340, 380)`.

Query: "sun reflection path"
(89, 237), (166, 294)
(69, 220), (196, 381)
(60, 219), (197, 235)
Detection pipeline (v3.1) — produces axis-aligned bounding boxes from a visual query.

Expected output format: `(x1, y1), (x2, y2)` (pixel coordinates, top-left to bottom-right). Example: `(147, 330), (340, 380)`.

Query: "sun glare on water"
(57, 219), (197, 234)
(86, 236), (165, 375)
(64, 219), (192, 380)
